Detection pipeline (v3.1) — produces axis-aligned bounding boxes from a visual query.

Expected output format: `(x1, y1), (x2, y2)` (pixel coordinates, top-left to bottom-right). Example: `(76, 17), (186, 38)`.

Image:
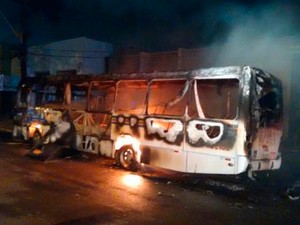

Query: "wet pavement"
(0, 116), (13, 133)
(0, 119), (300, 225)
(0, 143), (299, 224)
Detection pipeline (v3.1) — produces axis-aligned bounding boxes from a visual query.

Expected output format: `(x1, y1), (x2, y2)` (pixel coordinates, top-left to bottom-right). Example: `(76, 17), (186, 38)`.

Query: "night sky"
(0, 0), (299, 52)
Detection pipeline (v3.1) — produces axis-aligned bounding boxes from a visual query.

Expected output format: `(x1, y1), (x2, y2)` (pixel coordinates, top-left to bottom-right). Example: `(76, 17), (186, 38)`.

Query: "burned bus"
(16, 66), (283, 176)
(75, 66), (283, 176)
(12, 75), (89, 146)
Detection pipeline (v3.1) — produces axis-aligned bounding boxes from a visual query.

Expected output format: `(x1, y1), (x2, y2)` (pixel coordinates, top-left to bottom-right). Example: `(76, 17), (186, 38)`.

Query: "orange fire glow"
(151, 120), (174, 130)
(115, 135), (141, 162)
(28, 122), (42, 137)
(122, 174), (143, 188)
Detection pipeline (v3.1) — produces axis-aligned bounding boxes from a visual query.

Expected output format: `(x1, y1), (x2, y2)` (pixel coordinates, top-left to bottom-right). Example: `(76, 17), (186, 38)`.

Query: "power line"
(27, 51), (106, 74)
(28, 52), (110, 59)
(0, 9), (22, 43)
(40, 48), (113, 53)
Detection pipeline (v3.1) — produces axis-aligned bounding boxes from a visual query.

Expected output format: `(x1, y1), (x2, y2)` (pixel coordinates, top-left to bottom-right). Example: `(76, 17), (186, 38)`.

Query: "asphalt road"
(0, 138), (299, 225)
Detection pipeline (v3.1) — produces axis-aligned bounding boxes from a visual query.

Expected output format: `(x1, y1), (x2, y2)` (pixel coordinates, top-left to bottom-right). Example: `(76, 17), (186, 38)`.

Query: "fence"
(108, 48), (218, 74)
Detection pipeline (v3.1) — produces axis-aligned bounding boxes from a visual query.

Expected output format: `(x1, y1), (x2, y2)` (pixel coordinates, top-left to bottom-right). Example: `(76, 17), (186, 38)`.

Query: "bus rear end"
(248, 68), (283, 175)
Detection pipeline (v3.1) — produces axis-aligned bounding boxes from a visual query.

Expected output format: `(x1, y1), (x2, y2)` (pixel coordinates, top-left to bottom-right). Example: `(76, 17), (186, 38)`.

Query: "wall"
(27, 37), (113, 75)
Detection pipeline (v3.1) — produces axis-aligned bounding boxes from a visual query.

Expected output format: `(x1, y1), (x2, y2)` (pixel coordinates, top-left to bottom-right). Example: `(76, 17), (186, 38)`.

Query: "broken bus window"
(189, 79), (239, 120)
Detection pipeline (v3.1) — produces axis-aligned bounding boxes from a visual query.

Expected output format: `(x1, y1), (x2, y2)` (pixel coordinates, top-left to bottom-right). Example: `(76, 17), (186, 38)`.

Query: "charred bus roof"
(19, 66), (280, 88)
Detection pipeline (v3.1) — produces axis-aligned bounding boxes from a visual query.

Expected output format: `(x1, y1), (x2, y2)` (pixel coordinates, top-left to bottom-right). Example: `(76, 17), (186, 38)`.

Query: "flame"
(34, 123), (42, 129)
(122, 174), (143, 188)
(32, 149), (42, 155)
(115, 135), (141, 162)
(28, 122), (42, 137)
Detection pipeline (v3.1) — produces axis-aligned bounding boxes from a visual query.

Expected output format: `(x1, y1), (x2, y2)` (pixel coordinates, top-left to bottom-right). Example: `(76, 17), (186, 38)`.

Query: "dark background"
(0, 0), (299, 51)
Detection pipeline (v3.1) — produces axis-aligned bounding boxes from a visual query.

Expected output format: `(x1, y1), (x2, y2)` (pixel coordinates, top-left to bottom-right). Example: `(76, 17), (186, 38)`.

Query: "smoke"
(210, 2), (300, 147)
(210, 2), (299, 74)
(0, 0), (294, 77)
(3, 0), (299, 58)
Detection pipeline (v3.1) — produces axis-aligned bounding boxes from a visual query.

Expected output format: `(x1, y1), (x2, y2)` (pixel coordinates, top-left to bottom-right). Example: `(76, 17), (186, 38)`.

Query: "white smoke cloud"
(211, 2), (299, 74)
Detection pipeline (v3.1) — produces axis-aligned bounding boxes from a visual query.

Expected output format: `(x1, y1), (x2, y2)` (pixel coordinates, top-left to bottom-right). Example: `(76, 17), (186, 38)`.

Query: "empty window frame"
(114, 80), (148, 114)
(147, 79), (189, 116)
(43, 84), (65, 104)
(88, 81), (116, 112)
(69, 83), (89, 111)
(189, 79), (239, 120)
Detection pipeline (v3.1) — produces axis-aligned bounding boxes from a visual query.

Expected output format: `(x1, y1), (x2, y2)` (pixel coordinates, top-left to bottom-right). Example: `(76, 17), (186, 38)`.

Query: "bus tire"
(115, 145), (139, 171)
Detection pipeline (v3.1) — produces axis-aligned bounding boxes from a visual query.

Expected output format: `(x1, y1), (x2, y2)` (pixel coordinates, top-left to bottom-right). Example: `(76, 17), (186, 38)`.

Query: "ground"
(0, 118), (299, 225)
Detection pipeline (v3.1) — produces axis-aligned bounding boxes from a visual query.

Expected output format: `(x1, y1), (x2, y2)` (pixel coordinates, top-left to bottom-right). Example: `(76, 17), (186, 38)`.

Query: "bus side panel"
(140, 146), (187, 172)
(183, 119), (243, 174)
(141, 116), (187, 171)
(111, 115), (188, 172)
(248, 67), (283, 172)
(111, 115), (146, 140)
(186, 152), (235, 174)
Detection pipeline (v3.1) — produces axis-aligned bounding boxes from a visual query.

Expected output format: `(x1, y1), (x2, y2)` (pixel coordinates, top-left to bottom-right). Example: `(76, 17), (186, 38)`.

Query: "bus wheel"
(116, 145), (138, 171)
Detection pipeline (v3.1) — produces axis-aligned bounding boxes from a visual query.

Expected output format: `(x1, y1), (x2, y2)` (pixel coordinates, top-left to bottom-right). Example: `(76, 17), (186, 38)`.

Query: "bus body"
(13, 76), (49, 142)
(12, 75), (90, 144)
(80, 66), (283, 175)
(14, 66), (283, 175)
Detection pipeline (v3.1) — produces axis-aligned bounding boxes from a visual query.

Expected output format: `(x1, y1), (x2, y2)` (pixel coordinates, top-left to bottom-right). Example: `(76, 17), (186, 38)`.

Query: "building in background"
(0, 36), (113, 115)
(27, 37), (113, 76)
(108, 47), (218, 74)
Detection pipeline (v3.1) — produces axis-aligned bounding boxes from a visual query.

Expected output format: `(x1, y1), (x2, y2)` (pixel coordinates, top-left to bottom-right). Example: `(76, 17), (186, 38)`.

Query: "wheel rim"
(120, 148), (134, 168)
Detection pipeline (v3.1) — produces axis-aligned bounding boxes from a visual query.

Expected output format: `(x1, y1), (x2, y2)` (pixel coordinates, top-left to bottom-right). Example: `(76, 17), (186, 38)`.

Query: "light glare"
(122, 174), (142, 188)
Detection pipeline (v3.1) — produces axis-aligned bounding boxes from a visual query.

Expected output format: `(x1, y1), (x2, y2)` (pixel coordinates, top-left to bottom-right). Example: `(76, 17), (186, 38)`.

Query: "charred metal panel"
(140, 146), (187, 172)
(191, 66), (242, 79)
(186, 119), (237, 150)
(253, 68), (282, 125)
(186, 152), (236, 174)
(251, 128), (282, 160)
(247, 67), (283, 172)
(111, 115), (143, 138)
(187, 120), (224, 145)
(145, 117), (184, 145)
(71, 111), (111, 138)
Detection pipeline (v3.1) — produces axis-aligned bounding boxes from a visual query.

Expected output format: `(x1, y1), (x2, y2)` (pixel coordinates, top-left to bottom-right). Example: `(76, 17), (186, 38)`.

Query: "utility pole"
(0, 8), (25, 115)
(19, 2), (27, 81)
(0, 5), (27, 82)
(19, 32), (27, 81)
